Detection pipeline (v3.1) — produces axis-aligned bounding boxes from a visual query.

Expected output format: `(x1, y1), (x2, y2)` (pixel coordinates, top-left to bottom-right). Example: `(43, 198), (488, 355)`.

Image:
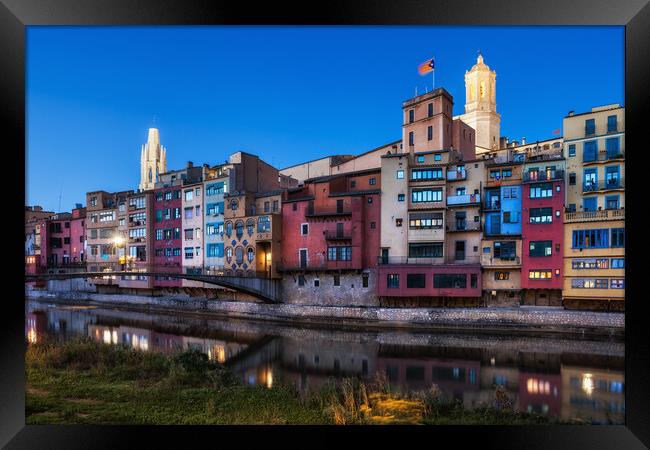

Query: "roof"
(564, 105), (623, 119)
(329, 189), (381, 197)
(304, 167), (381, 184)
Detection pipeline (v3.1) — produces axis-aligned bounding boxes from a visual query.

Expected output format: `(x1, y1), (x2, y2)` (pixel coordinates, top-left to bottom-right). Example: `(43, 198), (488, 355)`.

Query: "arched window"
(225, 221), (232, 237)
(235, 220), (244, 239)
(247, 247), (254, 263)
(235, 247), (244, 264)
(246, 218), (255, 236)
(226, 247), (233, 263)
(230, 200), (238, 211)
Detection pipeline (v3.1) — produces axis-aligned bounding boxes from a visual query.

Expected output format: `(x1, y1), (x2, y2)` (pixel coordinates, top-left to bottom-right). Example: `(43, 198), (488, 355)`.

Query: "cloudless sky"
(27, 26), (624, 212)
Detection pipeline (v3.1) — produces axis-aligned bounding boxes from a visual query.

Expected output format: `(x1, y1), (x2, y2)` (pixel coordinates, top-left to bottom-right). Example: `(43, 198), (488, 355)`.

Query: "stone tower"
(139, 128), (167, 191)
(459, 52), (501, 153)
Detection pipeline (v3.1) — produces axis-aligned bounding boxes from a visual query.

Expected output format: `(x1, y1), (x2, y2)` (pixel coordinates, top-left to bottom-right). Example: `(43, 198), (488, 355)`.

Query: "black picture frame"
(4, 0), (649, 448)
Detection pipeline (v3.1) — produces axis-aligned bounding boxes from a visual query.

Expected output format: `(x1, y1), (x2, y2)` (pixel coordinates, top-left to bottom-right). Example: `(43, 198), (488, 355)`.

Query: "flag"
(552, 128), (561, 135)
(418, 58), (435, 75)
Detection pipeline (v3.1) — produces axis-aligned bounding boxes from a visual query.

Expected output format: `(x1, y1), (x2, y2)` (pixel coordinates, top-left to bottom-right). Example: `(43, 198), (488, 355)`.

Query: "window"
(206, 222), (223, 236)
(164, 191), (172, 201)
(494, 241), (516, 260)
(572, 229), (609, 249)
(292, 203), (297, 211)
(408, 242), (443, 258)
(129, 228), (146, 239)
(184, 229), (193, 240)
(530, 183), (552, 199)
(273, 200), (279, 212)
(502, 211), (519, 224)
(529, 270), (552, 279)
(184, 247), (194, 259)
(502, 169), (512, 178)
(569, 173), (576, 185)
(173, 248), (181, 257)
(408, 109), (414, 123)
(118, 218), (125, 227)
(611, 228), (625, 247)
(206, 182), (225, 196)
(184, 207), (193, 219)
(333, 275), (340, 286)
(327, 246), (352, 261)
(369, 177), (376, 185)
(417, 155), (425, 163)
(301, 223), (309, 235)
(585, 118), (596, 135)
(433, 274), (466, 289)
(395, 218), (403, 227)
(184, 190), (193, 201)
(530, 207), (552, 224)
(195, 187), (201, 197)
(490, 170), (500, 179)
(427, 103), (433, 117)
(411, 168), (443, 180)
(572, 258), (609, 270)
(583, 140), (597, 162)
(350, 180), (356, 188)
(225, 222), (232, 236)
(230, 200), (239, 211)
(90, 196), (97, 207)
(173, 228), (180, 239)
(572, 278), (608, 289)
(235, 247), (244, 264)
(409, 212), (443, 229)
(568, 144), (576, 157)
(99, 211), (114, 222)
(529, 241), (552, 257)
(495, 271), (510, 280)
(396, 170), (404, 179)
(398, 194), (405, 202)
(370, 222), (376, 229)
(367, 197), (373, 204)
(206, 243), (224, 258)
(247, 247), (254, 263)
(362, 274), (369, 288)
(235, 221), (244, 238)
(407, 274), (426, 288)
(611, 258), (625, 269)
(605, 195), (620, 210)
(611, 279), (624, 289)
(427, 126), (433, 141)
(246, 219), (254, 236)
(257, 216), (271, 232)
(607, 115), (618, 132)
(408, 131), (414, 146)
(583, 197), (597, 212)
(164, 208), (171, 220)
(206, 202), (223, 216)
(387, 274), (399, 288)
(411, 188), (442, 203)
(434, 154), (441, 161)
(313, 279), (320, 287)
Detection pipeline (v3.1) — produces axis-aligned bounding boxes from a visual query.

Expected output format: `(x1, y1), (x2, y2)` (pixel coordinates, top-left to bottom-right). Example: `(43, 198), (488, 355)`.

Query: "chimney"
(568, 110), (575, 116)
(187, 161), (193, 168)
(75, 203), (82, 209)
(521, 137), (526, 145)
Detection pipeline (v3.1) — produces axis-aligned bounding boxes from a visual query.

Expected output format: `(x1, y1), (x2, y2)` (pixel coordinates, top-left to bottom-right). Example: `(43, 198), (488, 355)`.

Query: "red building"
(521, 159), (565, 305)
(152, 183), (183, 287)
(518, 371), (562, 417)
(33, 206), (86, 270)
(280, 169), (381, 305)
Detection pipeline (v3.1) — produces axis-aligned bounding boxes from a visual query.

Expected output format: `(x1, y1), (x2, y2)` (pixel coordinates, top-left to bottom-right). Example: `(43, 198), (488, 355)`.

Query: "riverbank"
(26, 339), (575, 425)
(26, 289), (624, 339)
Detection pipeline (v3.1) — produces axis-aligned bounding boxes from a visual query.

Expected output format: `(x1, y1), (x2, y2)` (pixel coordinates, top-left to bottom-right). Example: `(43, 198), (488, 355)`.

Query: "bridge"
(25, 267), (283, 304)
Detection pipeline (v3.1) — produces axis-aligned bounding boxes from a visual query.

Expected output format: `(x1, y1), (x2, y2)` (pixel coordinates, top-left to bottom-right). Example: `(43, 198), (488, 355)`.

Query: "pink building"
(35, 206), (86, 268)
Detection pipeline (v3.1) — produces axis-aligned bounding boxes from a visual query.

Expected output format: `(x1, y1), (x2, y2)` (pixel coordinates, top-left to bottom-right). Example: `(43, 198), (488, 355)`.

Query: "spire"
(477, 49), (483, 64)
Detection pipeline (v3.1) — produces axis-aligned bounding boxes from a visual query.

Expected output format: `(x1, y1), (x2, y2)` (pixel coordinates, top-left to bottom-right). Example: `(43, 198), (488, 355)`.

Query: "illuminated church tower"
(459, 52), (501, 153)
(139, 128), (167, 191)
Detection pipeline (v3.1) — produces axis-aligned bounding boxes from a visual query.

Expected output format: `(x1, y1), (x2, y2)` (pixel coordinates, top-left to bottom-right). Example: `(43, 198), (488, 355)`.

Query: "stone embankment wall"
(282, 271), (378, 306)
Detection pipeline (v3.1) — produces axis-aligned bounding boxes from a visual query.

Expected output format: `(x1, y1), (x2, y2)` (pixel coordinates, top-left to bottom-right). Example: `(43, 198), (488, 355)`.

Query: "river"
(25, 298), (625, 424)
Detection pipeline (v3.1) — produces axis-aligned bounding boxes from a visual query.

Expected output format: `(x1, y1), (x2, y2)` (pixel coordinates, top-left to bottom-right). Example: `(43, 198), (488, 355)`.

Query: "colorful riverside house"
(480, 157), (524, 306)
(520, 149), (566, 306)
(32, 206), (87, 270)
(119, 190), (154, 290)
(203, 167), (228, 274)
(377, 88), (482, 307)
(181, 180), (204, 288)
(222, 190), (284, 278)
(153, 177), (183, 286)
(280, 169), (381, 305)
(562, 105), (625, 310)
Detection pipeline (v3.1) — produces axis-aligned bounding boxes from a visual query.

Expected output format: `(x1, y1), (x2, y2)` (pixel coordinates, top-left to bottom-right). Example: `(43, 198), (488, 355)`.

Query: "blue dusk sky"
(27, 26), (624, 213)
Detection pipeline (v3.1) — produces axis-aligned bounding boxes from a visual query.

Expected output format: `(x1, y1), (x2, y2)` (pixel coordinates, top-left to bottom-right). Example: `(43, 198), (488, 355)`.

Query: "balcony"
(277, 260), (357, 272)
(377, 256), (481, 265)
(522, 170), (565, 183)
(446, 221), (481, 232)
(583, 150), (625, 164)
(582, 178), (625, 193)
(305, 206), (352, 218)
(324, 230), (352, 240)
(480, 255), (521, 267)
(564, 208), (624, 223)
(447, 170), (467, 181)
(446, 193), (481, 207)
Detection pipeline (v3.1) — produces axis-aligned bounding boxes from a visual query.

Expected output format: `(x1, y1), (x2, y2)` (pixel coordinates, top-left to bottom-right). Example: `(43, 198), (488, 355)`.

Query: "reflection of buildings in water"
(377, 356), (480, 399)
(463, 365), (520, 410)
(518, 372), (561, 416)
(181, 336), (247, 363)
(277, 338), (379, 392)
(561, 365), (624, 423)
(26, 311), (48, 344)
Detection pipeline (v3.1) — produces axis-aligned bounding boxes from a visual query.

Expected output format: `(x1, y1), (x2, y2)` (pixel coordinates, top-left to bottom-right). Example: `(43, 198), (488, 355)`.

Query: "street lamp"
(112, 235), (126, 271)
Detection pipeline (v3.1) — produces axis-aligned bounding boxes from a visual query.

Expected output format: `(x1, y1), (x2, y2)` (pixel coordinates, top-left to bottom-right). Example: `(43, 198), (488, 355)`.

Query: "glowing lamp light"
(581, 373), (594, 396)
(112, 236), (125, 246)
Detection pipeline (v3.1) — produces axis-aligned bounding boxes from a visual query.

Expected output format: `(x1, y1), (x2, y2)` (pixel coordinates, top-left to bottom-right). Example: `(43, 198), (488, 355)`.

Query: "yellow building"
(562, 105), (625, 310)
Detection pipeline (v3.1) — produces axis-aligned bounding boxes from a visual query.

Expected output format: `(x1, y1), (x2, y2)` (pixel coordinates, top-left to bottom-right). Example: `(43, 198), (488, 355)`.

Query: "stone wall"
(281, 270), (378, 306)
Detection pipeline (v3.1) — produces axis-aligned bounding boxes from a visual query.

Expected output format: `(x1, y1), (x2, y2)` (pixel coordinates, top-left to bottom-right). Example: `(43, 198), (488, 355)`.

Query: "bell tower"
(139, 128), (167, 191)
(459, 52), (501, 153)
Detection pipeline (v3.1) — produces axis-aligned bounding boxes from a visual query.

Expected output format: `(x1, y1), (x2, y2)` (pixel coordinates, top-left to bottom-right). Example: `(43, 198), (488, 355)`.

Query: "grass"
(26, 338), (577, 425)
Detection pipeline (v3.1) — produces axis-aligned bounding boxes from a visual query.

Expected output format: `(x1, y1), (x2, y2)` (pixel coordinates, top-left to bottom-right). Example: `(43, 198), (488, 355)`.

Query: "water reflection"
(25, 300), (624, 424)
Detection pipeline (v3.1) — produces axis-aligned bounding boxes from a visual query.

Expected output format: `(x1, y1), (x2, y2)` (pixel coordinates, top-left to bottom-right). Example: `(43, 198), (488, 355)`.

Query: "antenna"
(58, 185), (63, 212)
